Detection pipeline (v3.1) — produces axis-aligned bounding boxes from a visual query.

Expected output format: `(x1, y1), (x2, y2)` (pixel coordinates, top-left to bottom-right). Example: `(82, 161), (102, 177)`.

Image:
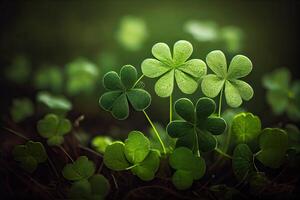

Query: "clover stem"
(142, 110), (167, 155)
(215, 147), (232, 159)
(59, 146), (74, 163)
(218, 87), (224, 117)
(169, 94), (173, 122)
(133, 74), (144, 88)
(3, 127), (29, 140)
(125, 164), (139, 170)
(194, 126), (200, 157)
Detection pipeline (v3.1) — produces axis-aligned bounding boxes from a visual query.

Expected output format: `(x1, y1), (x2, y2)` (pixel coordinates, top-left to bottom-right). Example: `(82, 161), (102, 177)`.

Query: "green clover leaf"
(62, 156), (95, 181)
(92, 136), (113, 154)
(68, 174), (110, 200)
(37, 91), (72, 114)
(256, 128), (288, 168)
(103, 131), (160, 181)
(285, 124), (300, 153)
(262, 68), (300, 121)
(231, 112), (261, 143)
(37, 113), (72, 146)
(12, 141), (47, 173)
(10, 98), (34, 123)
(167, 97), (227, 152)
(232, 144), (253, 180)
(99, 65), (151, 120)
(201, 50), (253, 107)
(34, 65), (63, 93)
(169, 147), (206, 190)
(141, 40), (207, 97)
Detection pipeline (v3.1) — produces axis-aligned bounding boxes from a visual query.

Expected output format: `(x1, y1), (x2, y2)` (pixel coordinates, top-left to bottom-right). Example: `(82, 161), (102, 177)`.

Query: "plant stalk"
(215, 147), (232, 159)
(142, 110), (167, 155)
(170, 94), (173, 122)
(133, 75), (144, 88)
(218, 87), (224, 117)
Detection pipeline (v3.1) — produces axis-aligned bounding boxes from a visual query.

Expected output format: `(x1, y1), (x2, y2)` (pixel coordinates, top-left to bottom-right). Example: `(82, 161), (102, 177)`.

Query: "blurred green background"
(1, 0), (299, 132)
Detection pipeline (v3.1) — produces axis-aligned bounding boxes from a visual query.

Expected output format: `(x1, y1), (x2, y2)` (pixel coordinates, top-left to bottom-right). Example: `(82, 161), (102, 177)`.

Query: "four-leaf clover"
(141, 40), (207, 97)
(167, 97), (227, 152)
(37, 113), (72, 146)
(99, 65), (151, 120)
(12, 140), (47, 173)
(201, 50), (253, 107)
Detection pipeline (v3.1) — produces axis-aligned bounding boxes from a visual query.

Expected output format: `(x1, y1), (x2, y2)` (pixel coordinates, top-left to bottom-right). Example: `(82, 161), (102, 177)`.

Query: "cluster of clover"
(99, 40), (299, 190)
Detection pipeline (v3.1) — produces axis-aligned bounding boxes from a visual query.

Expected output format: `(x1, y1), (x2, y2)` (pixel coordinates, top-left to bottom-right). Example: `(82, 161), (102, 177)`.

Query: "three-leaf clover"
(68, 174), (110, 200)
(62, 156), (95, 181)
(104, 131), (160, 181)
(37, 113), (72, 146)
(141, 40), (207, 97)
(231, 112), (261, 143)
(169, 147), (206, 190)
(232, 144), (253, 180)
(262, 68), (300, 120)
(10, 98), (34, 123)
(12, 140), (47, 173)
(167, 97), (227, 152)
(201, 50), (253, 107)
(99, 65), (151, 120)
(256, 128), (288, 168)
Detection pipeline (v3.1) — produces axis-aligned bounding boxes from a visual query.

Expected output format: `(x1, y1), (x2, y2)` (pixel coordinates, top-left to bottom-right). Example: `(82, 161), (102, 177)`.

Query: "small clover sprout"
(62, 156), (95, 181)
(232, 144), (253, 180)
(66, 58), (100, 95)
(12, 140), (47, 173)
(104, 131), (160, 181)
(141, 40), (207, 97)
(169, 147), (206, 190)
(34, 65), (63, 93)
(37, 91), (72, 114)
(99, 65), (151, 120)
(92, 136), (113, 154)
(5, 55), (31, 84)
(68, 174), (110, 200)
(10, 98), (34, 123)
(201, 50), (253, 108)
(256, 128), (288, 168)
(167, 97), (227, 152)
(37, 113), (71, 146)
(262, 68), (300, 120)
(231, 112), (261, 143)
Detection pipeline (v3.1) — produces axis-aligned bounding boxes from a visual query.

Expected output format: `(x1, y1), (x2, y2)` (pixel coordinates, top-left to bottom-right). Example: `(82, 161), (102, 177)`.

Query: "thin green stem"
(252, 150), (262, 172)
(142, 110), (167, 155)
(3, 127), (29, 140)
(59, 146), (74, 163)
(215, 147), (232, 159)
(218, 87), (224, 117)
(125, 164), (139, 170)
(194, 125), (200, 157)
(169, 94), (173, 122)
(133, 75), (144, 88)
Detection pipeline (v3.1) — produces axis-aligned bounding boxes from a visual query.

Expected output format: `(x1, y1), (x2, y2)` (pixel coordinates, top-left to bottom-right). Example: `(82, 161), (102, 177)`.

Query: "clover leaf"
(201, 50), (253, 108)
(10, 98), (34, 123)
(285, 124), (300, 153)
(99, 65), (151, 120)
(37, 113), (72, 146)
(232, 144), (253, 180)
(68, 174), (110, 200)
(34, 65), (63, 93)
(12, 140), (47, 173)
(37, 91), (72, 114)
(262, 68), (300, 121)
(256, 128), (288, 168)
(62, 156), (95, 181)
(231, 112), (261, 143)
(169, 147), (206, 190)
(92, 136), (113, 154)
(103, 131), (160, 181)
(141, 40), (207, 97)
(167, 97), (227, 152)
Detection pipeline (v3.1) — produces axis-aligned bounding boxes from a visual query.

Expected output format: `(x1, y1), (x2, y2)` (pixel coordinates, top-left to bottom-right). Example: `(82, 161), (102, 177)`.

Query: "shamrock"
(141, 40), (207, 97)
(104, 131), (160, 181)
(167, 97), (227, 152)
(99, 65), (151, 120)
(12, 140), (47, 173)
(62, 156), (95, 181)
(231, 112), (261, 143)
(68, 174), (110, 200)
(201, 50), (253, 108)
(37, 113), (72, 146)
(232, 144), (253, 180)
(262, 68), (300, 121)
(169, 147), (206, 190)
(10, 98), (34, 123)
(256, 128), (288, 168)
